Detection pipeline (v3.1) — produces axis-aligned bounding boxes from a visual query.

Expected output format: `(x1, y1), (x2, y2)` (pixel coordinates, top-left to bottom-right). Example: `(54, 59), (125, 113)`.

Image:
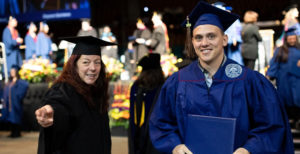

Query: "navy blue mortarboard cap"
(285, 27), (297, 36)
(213, 1), (226, 6)
(11, 64), (20, 71)
(26, 22), (36, 29)
(61, 36), (116, 55)
(8, 16), (16, 21)
(225, 6), (233, 11)
(182, 1), (239, 31)
(138, 53), (161, 71)
(284, 4), (298, 12)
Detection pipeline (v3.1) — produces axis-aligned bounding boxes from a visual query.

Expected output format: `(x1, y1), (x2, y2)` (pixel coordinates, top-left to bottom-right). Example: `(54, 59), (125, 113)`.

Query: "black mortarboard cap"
(61, 36), (116, 55)
(138, 53), (161, 71)
(182, 1), (239, 31)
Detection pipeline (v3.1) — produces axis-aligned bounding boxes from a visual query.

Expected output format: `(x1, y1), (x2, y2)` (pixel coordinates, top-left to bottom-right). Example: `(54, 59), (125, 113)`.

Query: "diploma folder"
(185, 114), (236, 154)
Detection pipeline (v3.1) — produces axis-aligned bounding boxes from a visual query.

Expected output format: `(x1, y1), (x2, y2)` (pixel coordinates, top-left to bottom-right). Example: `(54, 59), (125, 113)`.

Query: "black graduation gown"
(129, 83), (162, 154)
(37, 82), (111, 154)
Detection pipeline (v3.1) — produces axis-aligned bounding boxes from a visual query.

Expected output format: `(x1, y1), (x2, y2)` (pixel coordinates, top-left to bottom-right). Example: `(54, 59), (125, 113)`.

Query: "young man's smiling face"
(192, 24), (228, 66)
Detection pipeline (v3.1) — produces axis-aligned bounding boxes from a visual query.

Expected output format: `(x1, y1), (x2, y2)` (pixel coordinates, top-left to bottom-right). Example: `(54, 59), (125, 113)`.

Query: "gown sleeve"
(149, 73), (182, 153)
(15, 80), (29, 99)
(242, 71), (294, 153)
(38, 83), (72, 154)
(2, 28), (18, 55)
(266, 48), (280, 78)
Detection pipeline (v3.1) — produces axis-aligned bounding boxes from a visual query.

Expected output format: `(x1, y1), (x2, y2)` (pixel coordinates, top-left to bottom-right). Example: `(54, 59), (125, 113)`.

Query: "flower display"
(101, 55), (125, 82)
(108, 82), (132, 129)
(160, 53), (179, 77)
(19, 58), (60, 83)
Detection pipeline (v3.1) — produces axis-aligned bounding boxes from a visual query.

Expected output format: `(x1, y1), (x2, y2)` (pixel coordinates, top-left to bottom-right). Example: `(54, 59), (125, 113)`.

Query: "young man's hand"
(233, 148), (250, 154)
(172, 144), (193, 154)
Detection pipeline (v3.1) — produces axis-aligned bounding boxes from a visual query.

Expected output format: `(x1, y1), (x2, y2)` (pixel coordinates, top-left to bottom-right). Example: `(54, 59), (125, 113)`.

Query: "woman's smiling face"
(76, 55), (101, 85)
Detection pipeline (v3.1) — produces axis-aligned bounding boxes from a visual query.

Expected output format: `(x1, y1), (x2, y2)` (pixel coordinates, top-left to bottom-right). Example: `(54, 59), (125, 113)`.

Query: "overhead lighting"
(144, 7), (149, 12)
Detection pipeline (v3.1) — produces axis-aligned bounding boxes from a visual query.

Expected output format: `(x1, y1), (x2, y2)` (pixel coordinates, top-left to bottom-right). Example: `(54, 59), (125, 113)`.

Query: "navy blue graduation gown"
(2, 27), (23, 74)
(25, 34), (36, 60)
(267, 47), (300, 107)
(149, 59), (294, 154)
(1, 79), (28, 124)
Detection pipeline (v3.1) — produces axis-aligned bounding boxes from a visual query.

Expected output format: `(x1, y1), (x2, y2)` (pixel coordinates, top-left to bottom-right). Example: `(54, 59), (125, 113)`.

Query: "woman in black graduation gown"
(129, 53), (165, 154)
(35, 36), (115, 154)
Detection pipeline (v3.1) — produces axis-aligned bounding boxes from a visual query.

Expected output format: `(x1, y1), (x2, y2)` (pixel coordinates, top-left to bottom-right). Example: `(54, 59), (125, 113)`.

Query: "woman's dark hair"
(136, 68), (165, 90)
(9, 67), (21, 82)
(276, 35), (300, 62)
(54, 55), (109, 114)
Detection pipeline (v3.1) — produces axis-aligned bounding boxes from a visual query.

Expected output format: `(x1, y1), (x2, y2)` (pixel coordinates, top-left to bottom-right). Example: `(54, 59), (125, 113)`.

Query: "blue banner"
(0, 0), (91, 23)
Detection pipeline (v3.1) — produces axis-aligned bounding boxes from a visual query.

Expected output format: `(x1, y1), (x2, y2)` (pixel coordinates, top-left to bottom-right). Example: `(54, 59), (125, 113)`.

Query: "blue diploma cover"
(185, 114), (236, 154)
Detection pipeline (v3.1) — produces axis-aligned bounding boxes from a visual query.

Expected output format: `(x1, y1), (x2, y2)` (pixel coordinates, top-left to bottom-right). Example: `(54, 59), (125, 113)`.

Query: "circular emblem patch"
(225, 64), (242, 78)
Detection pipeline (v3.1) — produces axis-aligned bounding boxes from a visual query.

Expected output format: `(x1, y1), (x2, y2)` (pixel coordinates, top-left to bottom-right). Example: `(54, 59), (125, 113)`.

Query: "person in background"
(0, 65), (29, 138)
(100, 25), (118, 59)
(130, 18), (152, 64)
(213, 2), (243, 65)
(2, 16), (23, 76)
(267, 27), (300, 129)
(35, 36), (115, 154)
(129, 53), (164, 154)
(25, 22), (37, 60)
(36, 22), (52, 60)
(241, 10), (262, 70)
(276, 4), (300, 47)
(149, 1), (294, 154)
(137, 12), (169, 55)
(77, 18), (98, 38)
(127, 18), (152, 77)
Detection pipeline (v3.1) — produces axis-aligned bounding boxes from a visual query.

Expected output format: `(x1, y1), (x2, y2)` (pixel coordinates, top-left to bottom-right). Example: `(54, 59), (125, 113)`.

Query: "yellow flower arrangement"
(160, 53), (179, 77)
(101, 55), (124, 81)
(108, 82), (132, 129)
(19, 58), (60, 83)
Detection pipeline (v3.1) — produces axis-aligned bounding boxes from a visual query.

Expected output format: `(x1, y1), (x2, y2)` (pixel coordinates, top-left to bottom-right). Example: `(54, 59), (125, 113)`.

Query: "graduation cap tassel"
(186, 16), (191, 28)
(185, 16), (196, 60)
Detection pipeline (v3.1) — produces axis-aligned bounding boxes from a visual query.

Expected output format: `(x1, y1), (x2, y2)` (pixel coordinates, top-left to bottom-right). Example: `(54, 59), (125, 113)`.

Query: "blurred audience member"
(213, 2), (244, 65)
(36, 22), (52, 60)
(276, 4), (300, 47)
(100, 25), (118, 59)
(2, 16), (23, 76)
(267, 27), (300, 128)
(25, 22), (37, 60)
(0, 65), (29, 138)
(77, 18), (98, 38)
(140, 12), (169, 55)
(129, 53), (164, 154)
(127, 18), (152, 77)
(241, 10), (262, 70)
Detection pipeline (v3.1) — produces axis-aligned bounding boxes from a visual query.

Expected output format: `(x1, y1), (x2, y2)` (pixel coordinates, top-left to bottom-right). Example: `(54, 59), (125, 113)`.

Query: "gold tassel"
(186, 16), (191, 28)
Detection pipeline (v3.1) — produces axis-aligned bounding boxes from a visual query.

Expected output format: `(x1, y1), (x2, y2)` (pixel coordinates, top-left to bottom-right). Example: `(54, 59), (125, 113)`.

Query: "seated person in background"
(77, 18), (98, 38)
(100, 25), (118, 59)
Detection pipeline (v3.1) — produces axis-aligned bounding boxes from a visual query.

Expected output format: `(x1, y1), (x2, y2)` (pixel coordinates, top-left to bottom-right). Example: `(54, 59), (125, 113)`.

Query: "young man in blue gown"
(149, 1), (294, 154)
